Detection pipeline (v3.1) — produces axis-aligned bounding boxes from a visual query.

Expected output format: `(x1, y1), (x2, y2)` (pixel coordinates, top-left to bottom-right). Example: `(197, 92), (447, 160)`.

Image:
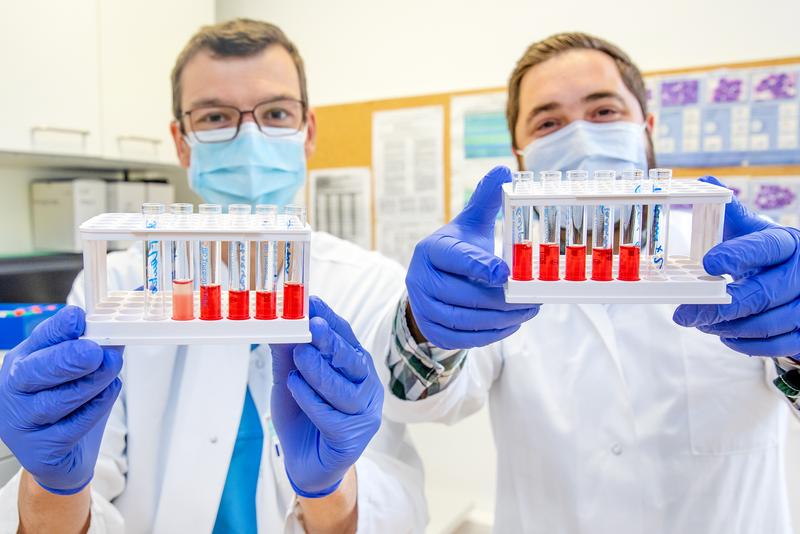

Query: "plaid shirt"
(387, 294), (467, 401)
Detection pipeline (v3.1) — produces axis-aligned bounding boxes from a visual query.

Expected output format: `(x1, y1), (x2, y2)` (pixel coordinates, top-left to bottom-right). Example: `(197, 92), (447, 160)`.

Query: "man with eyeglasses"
(0, 19), (426, 534)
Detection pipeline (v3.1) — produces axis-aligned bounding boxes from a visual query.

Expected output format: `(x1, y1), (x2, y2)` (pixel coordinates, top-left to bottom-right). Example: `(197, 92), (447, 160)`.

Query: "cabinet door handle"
(117, 135), (162, 145)
(30, 125), (90, 137)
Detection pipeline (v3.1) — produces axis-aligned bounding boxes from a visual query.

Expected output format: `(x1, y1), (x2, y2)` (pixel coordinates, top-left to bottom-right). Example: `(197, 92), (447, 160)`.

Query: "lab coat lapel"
(152, 344), (250, 534)
(576, 304), (629, 389)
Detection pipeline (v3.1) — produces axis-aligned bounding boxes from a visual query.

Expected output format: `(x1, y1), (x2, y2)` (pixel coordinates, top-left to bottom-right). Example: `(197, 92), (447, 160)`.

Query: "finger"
(27, 346), (124, 425)
(308, 296), (360, 348)
(454, 165), (511, 230)
(309, 317), (369, 383)
(286, 370), (346, 431)
(51, 378), (122, 444)
(8, 339), (106, 393)
(698, 176), (774, 240)
(411, 313), (521, 350)
(270, 343), (298, 385)
(17, 306), (85, 355)
(673, 264), (800, 326)
(407, 269), (537, 312)
(425, 235), (509, 287)
(696, 299), (800, 339)
(293, 345), (365, 415)
(720, 331), (800, 358)
(703, 227), (797, 278)
(418, 296), (539, 331)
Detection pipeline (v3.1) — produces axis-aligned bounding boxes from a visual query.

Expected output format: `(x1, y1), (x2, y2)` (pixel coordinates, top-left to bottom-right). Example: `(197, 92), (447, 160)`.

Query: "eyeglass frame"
(178, 96), (309, 143)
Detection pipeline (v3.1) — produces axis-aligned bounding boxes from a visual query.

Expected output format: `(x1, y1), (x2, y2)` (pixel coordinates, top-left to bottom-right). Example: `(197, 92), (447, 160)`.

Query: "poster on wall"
(308, 167), (372, 250)
(450, 92), (516, 217)
(372, 105), (445, 266)
(648, 63), (800, 167)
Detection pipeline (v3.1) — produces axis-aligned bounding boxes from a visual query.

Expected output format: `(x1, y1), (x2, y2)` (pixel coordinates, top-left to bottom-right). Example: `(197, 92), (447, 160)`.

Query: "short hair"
(171, 18), (308, 121)
(507, 32), (647, 150)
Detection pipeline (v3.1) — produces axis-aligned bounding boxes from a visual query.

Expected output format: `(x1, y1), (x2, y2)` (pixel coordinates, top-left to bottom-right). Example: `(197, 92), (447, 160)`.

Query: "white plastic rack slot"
(79, 212), (312, 344)
(502, 178), (734, 304)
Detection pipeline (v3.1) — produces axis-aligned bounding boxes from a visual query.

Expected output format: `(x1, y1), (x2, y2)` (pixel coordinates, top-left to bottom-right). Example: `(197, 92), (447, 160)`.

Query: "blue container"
(0, 303), (64, 350)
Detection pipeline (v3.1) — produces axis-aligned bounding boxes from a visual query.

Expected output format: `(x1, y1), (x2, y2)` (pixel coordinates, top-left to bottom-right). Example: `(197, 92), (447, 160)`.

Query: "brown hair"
(507, 32), (647, 150)
(171, 18), (308, 121)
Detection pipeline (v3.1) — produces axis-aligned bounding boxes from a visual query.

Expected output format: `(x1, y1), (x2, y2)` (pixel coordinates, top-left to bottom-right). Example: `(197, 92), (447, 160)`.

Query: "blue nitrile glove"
(405, 165), (540, 349)
(0, 306), (124, 495)
(269, 296), (383, 498)
(674, 176), (800, 360)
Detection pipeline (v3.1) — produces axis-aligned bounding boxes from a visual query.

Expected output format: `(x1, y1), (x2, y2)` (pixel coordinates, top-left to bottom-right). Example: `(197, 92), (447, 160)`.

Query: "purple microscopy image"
(661, 80), (699, 107)
(712, 78), (744, 103)
(754, 184), (796, 211)
(754, 72), (797, 100)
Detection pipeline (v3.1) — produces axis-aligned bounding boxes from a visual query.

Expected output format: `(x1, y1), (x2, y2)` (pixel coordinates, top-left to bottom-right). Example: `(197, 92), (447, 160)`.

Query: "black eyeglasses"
(181, 97), (307, 143)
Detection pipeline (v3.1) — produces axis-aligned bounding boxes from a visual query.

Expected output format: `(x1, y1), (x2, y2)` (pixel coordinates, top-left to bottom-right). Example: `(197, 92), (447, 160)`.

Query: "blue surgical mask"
(186, 122), (307, 208)
(519, 120), (648, 177)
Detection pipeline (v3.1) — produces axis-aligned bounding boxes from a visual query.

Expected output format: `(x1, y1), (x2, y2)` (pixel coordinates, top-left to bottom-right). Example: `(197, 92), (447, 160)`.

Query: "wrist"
(297, 466), (358, 534)
(405, 301), (428, 344)
(19, 470), (91, 534)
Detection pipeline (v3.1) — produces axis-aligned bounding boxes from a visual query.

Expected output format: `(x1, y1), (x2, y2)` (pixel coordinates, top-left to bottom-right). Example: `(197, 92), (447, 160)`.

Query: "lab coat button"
(611, 443), (623, 455)
(210, 436), (218, 444)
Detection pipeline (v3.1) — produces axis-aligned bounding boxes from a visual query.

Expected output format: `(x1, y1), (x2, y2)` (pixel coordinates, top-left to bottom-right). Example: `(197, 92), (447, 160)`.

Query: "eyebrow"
(525, 91), (628, 125)
(186, 94), (301, 111)
(582, 91), (627, 105)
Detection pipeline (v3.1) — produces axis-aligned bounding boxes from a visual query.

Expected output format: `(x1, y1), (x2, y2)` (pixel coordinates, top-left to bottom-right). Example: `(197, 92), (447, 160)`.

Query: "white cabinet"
(98, 0), (214, 164)
(0, 0), (213, 165)
(0, 0), (102, 156)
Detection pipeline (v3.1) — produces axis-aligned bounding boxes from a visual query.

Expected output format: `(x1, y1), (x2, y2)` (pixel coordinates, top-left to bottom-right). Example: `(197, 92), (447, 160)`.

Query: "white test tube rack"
(502, 178), (734, 304)
(79, 212), (312, 344)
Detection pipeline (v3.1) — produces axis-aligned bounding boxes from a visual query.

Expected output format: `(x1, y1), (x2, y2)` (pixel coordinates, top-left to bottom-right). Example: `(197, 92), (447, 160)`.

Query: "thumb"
(698, 176), (773, 240)
(454, 166), (512, 230)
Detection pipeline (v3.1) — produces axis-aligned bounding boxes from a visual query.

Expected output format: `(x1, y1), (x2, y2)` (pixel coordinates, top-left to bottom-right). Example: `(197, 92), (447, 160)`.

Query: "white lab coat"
(0, 232), (427, 534)
(383, 211), (798, 534)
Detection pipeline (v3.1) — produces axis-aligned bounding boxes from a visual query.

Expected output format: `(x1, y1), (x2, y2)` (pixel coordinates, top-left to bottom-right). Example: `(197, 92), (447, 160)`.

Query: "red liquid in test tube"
(591, 247), (613, 281)
(228, 289), (250, 320)
(513, 242), (533, 280)
(538, 243), (560, 281)
(283, 282), (304, 320)
(256, 291), (277, 320)
(171, 279), (194, 321)
(618, 245), (641, 281)
(200, 284), (221, 320)
(565, 245), (587, 281)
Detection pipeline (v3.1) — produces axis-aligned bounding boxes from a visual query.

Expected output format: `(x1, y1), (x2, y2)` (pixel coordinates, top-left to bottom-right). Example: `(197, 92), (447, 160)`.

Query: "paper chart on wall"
(372, 105), (445, 266)
(309, 167), (372, 250)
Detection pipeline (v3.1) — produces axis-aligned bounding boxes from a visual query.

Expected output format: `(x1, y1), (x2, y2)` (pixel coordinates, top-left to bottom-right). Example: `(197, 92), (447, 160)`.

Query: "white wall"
(217, 0), (800, 106)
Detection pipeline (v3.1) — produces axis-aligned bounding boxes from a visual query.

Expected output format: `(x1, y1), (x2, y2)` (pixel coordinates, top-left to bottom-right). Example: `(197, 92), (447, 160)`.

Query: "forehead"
(180, 45), (301, 109)
(518, 48), (635, 110)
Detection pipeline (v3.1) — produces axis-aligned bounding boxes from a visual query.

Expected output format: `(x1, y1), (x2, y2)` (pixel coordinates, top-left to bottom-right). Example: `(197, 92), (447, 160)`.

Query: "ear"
(304, 109), (317, 160)
(170, 121), (191, 168)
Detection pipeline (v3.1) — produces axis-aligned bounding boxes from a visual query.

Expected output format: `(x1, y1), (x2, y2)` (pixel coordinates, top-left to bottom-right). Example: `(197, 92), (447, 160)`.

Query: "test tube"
(565, 170), (588, 281)
(645, 168), (672, 278)
(538, 171), (561, 281)
(255, 204), (279, 320)
(511, 171), (534, 281)
(169, 203), (195, 320)
(142, 203), (166, 320)
(283, 205), (306, 320)
(198, 204), (222, 320)
(618, 170), (644, 281)
(228, 204), (251, 320)
(591, 170), (616, 281)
